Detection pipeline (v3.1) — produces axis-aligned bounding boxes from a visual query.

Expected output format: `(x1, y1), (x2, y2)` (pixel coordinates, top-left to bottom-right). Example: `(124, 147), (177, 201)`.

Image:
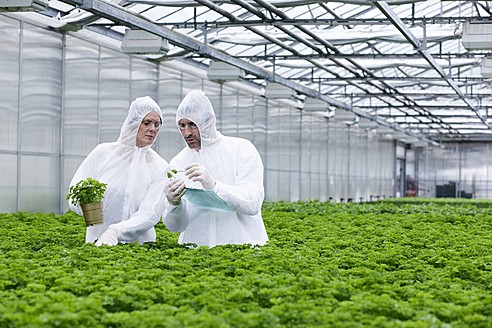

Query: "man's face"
(136, 112), (161, 148)
(178, 118), (201, 151)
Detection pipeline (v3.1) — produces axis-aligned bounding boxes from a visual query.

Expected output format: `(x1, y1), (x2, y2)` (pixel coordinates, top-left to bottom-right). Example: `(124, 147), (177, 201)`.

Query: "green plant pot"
(81, 203), (104, 226)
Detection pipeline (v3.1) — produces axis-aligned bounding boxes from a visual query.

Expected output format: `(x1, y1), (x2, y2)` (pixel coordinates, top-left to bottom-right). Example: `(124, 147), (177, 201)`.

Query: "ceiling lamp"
(303, 98), (329, 112)
(376, 126), (395, 134)
(121, 29), (170, 54)
(0, 0), (48, 12)
(413, 141), (429, 148)
(264, 82), (295, 99)
(333, 109), (357, 123)
(357, 117), (379, 129)
(462, 21), (492, 50)
(400, 137), (420, 144)
(207, 61), (244, 82)
(481, 57), (492, 78)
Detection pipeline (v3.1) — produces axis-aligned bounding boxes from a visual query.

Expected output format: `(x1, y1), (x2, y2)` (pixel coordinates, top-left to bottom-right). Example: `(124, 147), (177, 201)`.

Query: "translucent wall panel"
(299, 113), (312, 200)
(217, 86), (238, 137)
(265, 101), (280, 200)
(64, 36), (99, 156)
(327, 120), (336, 201)
(181, 71), (203, 97)
(0, 154), (17, 212)
(436, 145), (459, 197)
(406, 148), (416, 197)
(380, 139), (395, 198)
(416, 147), (429, 197)
(458, 143), (489, 198)
(289, 110), (301, 201)
(318, 116), (329, 202)
(415, 143), (492, 199)
(252, 96), (267, 192)
(237, 91), (254, 142)
(157, 64), (184, 160)
(20, 24), (62, 154)
(485, 143), (492, 199)
(278, 106), (292, 201)
(0, 16), (20, 152)
(19, 155), (60, 213)
(367, 133), (379, 200)
(62, 156), (84, 213)
(350, 129), (367, 202)
(164, 69), (204, 159)
(420, 146), (441, 197)
(333, 123), (350, 201)
(99, 49), (130, 143)
(130, 57), (158, 100)
(311, 116), (323, 200)
(252, 96), (267, 159)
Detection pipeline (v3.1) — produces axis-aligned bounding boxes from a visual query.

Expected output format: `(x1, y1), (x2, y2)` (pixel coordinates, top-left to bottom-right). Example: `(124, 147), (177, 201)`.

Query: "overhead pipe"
(373, 0), (492, 132)
(248, 0), (453, 140)
(63, 0), (440, 146)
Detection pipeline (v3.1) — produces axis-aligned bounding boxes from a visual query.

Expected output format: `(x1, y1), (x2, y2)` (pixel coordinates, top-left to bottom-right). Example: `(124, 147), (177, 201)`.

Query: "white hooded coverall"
(163, 90), (269, 247)
(68, 96), (168, 244)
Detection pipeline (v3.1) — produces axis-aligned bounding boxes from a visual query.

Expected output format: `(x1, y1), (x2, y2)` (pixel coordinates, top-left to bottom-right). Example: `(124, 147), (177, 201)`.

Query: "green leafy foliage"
(66, 178), (107, 206)
(1, 200), (492, 327)
(167, 169), (178, 179)
(380, 197), (492, 207)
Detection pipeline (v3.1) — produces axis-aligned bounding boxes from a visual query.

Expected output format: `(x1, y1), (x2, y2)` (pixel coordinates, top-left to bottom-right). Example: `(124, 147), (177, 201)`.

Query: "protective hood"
(117, 96), (163, 149)
(176, 90), (222, 149)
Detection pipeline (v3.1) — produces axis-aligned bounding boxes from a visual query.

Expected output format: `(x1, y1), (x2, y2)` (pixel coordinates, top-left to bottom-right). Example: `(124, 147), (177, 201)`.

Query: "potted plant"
(66, 177), (107, 226)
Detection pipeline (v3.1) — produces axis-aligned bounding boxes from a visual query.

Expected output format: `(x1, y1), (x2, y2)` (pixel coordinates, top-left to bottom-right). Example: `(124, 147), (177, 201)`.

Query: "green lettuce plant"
(66, 177), (107, 206)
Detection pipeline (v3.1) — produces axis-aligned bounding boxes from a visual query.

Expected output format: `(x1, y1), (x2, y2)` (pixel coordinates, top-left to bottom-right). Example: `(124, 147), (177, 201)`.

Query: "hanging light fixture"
(303, 98), (329, 112)
(207, 61), (244, 82)
(481, 56), (492, 78)
(333, 109), (357, 123)
(357, 117), (379, 129)
(0, 0), (48, 12)
(462, 21), (492, 50)
(121, 29), (170, 54)
(264, 82), (295, 99)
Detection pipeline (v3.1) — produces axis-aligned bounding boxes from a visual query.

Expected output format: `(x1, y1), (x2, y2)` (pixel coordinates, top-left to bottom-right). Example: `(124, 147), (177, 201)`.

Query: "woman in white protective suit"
(162, 90), (268, 247)
(68, 96), (168, 246)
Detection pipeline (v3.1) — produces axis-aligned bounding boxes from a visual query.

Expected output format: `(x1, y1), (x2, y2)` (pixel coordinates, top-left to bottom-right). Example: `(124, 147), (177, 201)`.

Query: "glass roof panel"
(11, 0), (492, 142)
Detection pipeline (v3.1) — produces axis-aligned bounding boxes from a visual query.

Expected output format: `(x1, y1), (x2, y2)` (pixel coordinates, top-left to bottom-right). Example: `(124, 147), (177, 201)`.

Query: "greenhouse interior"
(1, 0), (492, 214)
(2, 1), (492, 327)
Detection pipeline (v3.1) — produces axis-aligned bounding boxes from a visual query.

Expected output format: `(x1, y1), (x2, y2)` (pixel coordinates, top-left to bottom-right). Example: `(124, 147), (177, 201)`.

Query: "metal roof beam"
(62, 0), (354, 108)
(247, 0), (453, 136)
(61, 0), (443, 145)
(154, 16), (492, 28)
(373, 0), (492, 132)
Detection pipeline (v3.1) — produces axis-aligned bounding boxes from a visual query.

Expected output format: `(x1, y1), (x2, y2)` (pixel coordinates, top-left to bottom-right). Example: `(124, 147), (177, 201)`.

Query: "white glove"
(95, 227), (119, 246)
(185, 164), (216, 190)
(165, 179), (186, 205)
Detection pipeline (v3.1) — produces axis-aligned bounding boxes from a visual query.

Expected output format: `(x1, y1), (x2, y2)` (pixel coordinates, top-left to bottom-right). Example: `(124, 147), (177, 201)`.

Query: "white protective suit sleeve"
(163, 136), (265, 230)
(162, 197), (188, 233)
(211, 138), (264, 216)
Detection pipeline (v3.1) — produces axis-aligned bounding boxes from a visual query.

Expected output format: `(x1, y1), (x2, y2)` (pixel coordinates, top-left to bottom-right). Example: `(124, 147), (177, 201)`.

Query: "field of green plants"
(1, 200), (491, 327)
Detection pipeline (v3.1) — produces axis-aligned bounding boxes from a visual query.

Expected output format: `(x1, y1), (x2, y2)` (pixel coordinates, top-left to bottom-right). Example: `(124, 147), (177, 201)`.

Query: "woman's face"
(136, 112), (161, 148)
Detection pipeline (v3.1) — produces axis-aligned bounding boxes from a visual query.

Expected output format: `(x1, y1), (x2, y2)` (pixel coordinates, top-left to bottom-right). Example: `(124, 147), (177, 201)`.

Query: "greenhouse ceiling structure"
(3, 0), (492, 144)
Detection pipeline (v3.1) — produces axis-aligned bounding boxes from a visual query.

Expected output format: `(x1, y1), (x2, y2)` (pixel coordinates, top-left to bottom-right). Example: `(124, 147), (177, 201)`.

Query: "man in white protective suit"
(68, 96), (168, 246)
(162, 90), (268, 247)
